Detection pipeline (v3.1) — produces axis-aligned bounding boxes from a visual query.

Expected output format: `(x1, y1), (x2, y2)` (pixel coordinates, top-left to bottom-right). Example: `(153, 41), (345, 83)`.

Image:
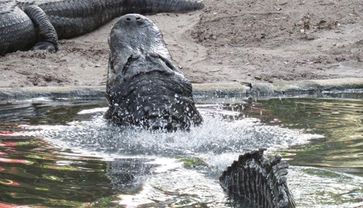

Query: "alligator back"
(220, 149), (296, 208)
(0, 0), (36, 55)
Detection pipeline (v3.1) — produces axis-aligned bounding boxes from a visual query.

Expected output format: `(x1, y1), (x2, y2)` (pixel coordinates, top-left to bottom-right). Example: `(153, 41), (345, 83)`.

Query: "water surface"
(0, 97), (362, 207)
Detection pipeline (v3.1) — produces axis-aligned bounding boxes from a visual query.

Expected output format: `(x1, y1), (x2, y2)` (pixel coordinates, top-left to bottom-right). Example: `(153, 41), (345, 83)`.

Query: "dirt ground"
(1, 0), (363, 87)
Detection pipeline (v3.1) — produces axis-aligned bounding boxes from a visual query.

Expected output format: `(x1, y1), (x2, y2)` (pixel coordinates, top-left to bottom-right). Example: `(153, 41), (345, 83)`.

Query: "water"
(0, 97), (362, 207)
(242, 98), (363, 207)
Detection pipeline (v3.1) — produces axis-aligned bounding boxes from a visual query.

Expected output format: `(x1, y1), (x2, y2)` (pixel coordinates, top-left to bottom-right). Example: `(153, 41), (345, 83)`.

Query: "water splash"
(24, 109), (322, 159)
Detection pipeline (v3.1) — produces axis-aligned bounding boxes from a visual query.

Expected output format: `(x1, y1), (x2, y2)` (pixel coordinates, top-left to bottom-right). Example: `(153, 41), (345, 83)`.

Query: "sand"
(1, 0), (363, 88)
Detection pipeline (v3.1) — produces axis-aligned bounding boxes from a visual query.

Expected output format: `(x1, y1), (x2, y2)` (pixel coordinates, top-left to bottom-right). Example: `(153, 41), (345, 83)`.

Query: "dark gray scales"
(105, 14), (202, 131)
(0, 0), (204, 55)
(220, 149), (296, 208)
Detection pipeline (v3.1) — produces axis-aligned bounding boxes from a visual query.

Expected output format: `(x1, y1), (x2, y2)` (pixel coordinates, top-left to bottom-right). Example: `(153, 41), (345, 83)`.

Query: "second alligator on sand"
(0, 0), (204, 55)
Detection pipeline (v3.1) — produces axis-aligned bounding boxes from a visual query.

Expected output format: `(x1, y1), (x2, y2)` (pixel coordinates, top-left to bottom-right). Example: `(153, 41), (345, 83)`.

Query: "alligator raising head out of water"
(106, 15), (296, 207)
(105, 14), (203, 131)
(0, 0), (204, 55)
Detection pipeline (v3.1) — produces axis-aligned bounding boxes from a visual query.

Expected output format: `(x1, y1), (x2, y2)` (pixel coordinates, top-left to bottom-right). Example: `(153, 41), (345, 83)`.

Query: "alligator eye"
(126, 17), (131, 21)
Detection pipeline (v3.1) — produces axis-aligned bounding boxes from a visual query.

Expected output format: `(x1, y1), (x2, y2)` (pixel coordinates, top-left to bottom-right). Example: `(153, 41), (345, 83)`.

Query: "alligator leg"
(23, 5), (58, 52)
(220, 149), (296, 208)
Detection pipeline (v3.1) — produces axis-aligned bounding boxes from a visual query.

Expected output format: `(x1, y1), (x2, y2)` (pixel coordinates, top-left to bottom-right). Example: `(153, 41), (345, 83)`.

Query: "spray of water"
(28, 111), (321, 157)
(20, 106), (325, 207)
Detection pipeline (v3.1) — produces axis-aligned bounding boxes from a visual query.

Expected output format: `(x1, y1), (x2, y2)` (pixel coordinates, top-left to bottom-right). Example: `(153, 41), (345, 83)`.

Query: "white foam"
(77, 107), (108, 115)
(26, 113), (322, 158)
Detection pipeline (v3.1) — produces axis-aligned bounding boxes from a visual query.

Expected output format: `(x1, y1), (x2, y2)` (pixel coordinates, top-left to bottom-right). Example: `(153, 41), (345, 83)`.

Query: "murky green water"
(0, 100), (113, 207)
(241, 98), (363, 207)
(245, 98), (363, 176)
(0, 97), (362, 207)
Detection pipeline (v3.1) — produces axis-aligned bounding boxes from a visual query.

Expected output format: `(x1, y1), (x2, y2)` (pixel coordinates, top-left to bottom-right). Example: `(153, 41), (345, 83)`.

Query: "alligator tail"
(219, 149), (296, 208)
(37, 0), (203, 39)
(23, 5), (58, 52)
(124, 0), (205, 14)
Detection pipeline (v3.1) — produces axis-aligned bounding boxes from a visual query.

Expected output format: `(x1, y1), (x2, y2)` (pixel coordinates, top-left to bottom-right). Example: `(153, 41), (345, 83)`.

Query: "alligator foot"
(219, 149), (296, 208)
(32, 41), (57, 53)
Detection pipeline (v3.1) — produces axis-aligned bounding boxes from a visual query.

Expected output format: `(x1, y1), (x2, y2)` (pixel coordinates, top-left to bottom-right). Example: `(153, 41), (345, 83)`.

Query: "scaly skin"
(0, 0), (36, 55)
(220, 149), (296, 208)
(105, 14), (202, 131)
(35, 0), (204, 39)
(0, 0), (204, 55)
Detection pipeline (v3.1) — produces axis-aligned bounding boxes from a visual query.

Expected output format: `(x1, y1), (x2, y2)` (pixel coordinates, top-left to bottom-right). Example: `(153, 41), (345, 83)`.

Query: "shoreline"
(1, 78), (362, 101)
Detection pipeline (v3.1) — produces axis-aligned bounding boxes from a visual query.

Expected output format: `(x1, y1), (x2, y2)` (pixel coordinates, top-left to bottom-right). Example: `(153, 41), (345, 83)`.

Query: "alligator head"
(105, 14), (202, 131)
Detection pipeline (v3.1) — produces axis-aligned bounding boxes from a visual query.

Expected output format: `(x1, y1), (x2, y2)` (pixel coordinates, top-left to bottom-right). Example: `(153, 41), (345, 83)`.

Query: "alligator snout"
(121, 14), (146, 25)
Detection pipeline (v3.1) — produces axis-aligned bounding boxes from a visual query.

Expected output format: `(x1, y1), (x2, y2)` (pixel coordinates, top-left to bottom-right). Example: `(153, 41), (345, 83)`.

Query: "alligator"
(0, 0), (204, 55)
(105, 14), (295, 206)
(220, 149), (296, 208)
(104, 13), (203, 131)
